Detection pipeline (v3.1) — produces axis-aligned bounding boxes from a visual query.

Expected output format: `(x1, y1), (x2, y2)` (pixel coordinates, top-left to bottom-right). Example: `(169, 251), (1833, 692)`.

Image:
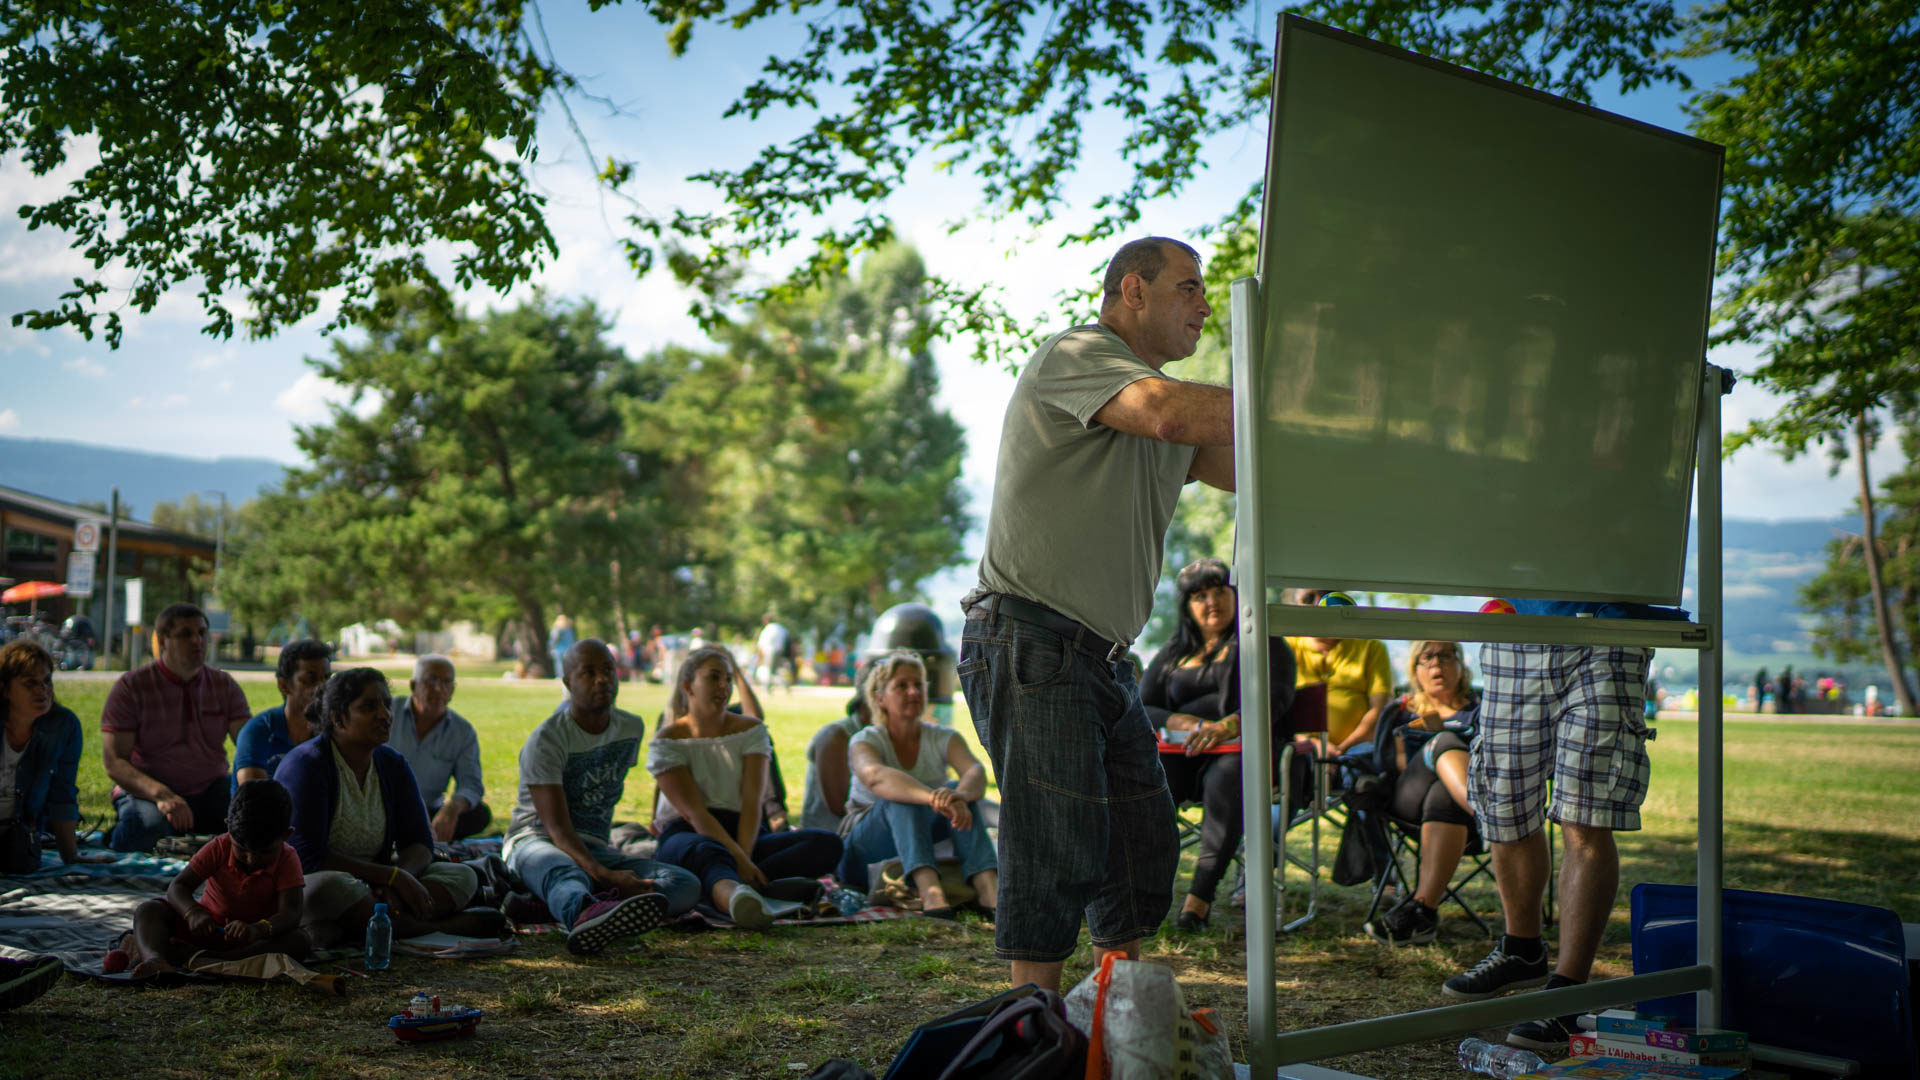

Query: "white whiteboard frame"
(1232, 273), (1728, 1077)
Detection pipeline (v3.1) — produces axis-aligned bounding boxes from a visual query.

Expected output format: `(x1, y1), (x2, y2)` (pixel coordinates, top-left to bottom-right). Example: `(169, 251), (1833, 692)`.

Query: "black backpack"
(885, 984), (1087, 1080)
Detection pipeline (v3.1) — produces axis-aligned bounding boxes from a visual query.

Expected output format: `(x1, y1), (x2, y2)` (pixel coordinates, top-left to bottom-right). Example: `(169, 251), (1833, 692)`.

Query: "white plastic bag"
(1063, 953), (1231, 1080)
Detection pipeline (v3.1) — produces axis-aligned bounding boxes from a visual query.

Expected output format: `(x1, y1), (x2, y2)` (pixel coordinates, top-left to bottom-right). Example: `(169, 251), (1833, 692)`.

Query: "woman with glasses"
(1362, 639), (1480, 945)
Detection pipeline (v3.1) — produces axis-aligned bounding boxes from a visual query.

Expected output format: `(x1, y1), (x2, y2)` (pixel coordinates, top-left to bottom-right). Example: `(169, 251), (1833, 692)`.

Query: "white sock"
(728, 884), (772, 929)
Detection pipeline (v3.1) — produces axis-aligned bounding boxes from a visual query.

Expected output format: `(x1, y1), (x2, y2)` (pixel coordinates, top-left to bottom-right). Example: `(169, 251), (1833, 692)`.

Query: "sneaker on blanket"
(566, 892), (669, 955)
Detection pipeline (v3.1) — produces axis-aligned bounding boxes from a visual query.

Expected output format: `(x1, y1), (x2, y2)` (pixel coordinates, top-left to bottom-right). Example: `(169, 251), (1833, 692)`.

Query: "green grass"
(22, 668), (1920, 1079)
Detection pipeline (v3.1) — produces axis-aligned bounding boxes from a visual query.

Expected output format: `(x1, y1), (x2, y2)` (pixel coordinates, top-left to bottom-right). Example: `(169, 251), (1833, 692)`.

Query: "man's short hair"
(154, 602), (208, 639)
(1101, 236), (1202, 304)
(276, 639), (333, 683)
(412, 653), (455, 681)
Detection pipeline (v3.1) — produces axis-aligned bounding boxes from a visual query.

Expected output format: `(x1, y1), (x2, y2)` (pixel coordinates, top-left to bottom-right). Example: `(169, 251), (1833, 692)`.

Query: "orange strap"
(1083, 952), (1121, 1080)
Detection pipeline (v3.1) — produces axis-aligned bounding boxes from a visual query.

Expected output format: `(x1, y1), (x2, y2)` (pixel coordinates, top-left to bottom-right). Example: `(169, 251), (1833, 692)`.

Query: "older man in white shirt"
(389, 655), (491, 841)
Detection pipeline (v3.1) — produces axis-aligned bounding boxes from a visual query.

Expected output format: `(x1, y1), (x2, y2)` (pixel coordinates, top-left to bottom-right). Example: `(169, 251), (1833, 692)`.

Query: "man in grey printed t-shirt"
(959, 236), (1236, 991)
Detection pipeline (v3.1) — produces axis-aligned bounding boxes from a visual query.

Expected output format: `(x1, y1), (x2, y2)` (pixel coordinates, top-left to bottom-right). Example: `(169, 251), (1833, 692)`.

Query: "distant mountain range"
(2, 434), (1879, 687)
(0, 436), (289, 519)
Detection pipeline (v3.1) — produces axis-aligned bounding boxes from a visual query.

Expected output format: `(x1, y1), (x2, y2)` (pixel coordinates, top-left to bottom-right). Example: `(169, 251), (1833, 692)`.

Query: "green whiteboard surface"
(1250, 17), (1722, 604)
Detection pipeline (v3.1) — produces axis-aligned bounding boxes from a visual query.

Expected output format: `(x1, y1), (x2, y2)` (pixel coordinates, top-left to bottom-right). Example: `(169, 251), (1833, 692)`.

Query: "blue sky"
(0, 7), (1895, 565)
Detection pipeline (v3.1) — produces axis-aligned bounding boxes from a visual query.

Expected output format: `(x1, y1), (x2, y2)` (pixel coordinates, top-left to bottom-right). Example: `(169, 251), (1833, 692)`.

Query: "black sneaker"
(1364, 898), (1437, 946)
(1507, 1012), (1580, 1051)
(1440, 942), (1550, 1001)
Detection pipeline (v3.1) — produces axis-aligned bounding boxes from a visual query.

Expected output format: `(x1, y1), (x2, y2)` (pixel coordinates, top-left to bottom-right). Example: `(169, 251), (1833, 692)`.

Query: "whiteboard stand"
(1232, 272), (1732, 1077)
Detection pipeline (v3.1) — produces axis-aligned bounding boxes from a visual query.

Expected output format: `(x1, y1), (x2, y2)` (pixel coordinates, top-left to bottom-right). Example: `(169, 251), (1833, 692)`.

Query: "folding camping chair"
(1272, 681), (1332, 932)
(1341, 713), (1555, 938)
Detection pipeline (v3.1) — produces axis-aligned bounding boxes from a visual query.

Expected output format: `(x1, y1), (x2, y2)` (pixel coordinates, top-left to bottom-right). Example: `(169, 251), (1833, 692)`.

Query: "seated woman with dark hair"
(1146, 558), (1296, 932)
(1361, 639), (1480, 946)
(274, 668), (501, 943)
(0, 639), (113, 870)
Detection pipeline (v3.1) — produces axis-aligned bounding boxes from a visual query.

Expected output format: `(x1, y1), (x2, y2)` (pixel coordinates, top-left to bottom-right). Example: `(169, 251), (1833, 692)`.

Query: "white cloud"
(0, 408), (18, 432)
(273, 370), (348, 420)
(216, 378), (234, 394)
(62, 355), (105, 378)
(190, 348), (234, 371)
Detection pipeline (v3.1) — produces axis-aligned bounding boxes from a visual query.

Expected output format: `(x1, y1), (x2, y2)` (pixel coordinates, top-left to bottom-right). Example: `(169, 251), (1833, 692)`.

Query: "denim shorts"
(1468, 643), (1653, 842)
(959, 606), (1177, 963)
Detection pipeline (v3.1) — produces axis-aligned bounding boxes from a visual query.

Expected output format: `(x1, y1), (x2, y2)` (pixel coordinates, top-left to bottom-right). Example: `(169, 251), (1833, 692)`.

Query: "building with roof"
(0, 483), (219, 645)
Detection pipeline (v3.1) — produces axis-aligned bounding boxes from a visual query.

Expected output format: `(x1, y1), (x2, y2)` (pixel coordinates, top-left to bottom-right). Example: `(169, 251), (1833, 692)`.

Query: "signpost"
(74, 519), (103, 554)
(66, 552), (95, 597)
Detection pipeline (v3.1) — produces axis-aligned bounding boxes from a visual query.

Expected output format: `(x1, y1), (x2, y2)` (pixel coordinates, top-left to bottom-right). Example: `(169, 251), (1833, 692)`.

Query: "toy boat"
(388, 992), (482, 1042)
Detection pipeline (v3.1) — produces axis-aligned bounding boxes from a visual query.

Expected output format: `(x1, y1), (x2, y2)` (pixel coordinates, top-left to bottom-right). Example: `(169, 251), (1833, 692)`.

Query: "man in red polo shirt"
(102, 602), (253, 852)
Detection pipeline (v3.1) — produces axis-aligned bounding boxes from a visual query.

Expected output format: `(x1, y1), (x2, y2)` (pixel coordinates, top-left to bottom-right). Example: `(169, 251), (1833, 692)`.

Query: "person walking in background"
(388, 655), (491, 842)
(756, 614), (794, 693)
(959, 235), (1234, 991)
(101, 603), (253, 852)
(548, 615), (576, 678)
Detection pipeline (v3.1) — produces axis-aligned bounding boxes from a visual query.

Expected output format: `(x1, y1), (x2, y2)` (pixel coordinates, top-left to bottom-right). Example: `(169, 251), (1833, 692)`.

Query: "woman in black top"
(1143, 558), (1295, 932)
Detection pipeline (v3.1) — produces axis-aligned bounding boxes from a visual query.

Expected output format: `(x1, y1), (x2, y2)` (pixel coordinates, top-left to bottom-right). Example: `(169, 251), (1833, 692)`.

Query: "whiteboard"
(1250, 17), (1722, 604)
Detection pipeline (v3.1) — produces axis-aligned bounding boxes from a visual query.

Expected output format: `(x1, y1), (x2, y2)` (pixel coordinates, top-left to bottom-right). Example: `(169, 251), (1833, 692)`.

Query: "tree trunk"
(515, 587), (552, 678)
(1855, 412), (1919, 716)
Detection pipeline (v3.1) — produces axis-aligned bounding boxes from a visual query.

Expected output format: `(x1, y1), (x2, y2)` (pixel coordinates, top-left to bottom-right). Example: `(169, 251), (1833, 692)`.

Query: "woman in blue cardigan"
(1, 640), (112, 870)
(274, 667), (501, 942)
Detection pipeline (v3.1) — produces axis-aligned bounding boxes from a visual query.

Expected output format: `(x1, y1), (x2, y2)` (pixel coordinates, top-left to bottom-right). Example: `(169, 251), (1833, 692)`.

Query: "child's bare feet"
(129, 955), (176, 979)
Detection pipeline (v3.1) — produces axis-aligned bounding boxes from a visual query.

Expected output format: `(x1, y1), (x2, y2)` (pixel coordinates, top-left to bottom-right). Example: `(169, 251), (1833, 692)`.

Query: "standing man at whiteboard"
(958, 236), (1235, 991)
(1442, 599), (1681, 1051)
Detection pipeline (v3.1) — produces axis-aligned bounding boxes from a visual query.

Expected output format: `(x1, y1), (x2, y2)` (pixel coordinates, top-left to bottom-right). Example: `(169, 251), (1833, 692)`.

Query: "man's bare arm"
(1091, 377), (1233, 447)
(1188, 444), (1235, 492)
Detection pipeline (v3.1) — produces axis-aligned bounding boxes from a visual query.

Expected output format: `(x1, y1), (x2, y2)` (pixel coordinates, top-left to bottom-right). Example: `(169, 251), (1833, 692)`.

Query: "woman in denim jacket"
(1, 639), (111, 868)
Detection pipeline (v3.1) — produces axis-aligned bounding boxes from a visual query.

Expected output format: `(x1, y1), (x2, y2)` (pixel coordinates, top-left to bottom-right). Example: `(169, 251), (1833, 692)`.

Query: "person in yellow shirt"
(1285, 589), (1393, 754)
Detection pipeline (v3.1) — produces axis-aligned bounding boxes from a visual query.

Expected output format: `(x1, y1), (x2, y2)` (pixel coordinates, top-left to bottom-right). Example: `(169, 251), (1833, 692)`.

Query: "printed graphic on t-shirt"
(560, 738), (640, 842)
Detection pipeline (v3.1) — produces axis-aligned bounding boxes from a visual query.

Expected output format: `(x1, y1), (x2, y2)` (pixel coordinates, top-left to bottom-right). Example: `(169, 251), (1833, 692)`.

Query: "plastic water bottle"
(365, 902), (392, 970)
(827, 888), (867, 916)
(1456, 1038), (1547, 1078)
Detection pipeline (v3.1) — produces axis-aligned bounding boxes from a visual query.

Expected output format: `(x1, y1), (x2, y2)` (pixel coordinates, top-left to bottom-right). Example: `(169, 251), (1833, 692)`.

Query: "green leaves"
(0, 0), (557, 346)
(623, 0), (1689, 360)
(222, 248), (968, 654)
(1694, 0), (1920, 462)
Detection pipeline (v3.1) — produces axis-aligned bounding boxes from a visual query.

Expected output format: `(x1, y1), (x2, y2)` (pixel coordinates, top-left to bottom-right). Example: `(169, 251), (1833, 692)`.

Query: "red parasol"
(1, 581), (67, 609)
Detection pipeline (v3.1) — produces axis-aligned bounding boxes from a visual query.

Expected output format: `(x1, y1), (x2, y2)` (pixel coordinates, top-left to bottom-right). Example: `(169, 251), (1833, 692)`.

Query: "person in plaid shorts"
(1442, 598), (1686, 1051)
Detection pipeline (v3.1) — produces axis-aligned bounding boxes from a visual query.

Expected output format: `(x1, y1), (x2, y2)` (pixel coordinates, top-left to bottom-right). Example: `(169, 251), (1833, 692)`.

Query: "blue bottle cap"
(373, 903), (389, 914)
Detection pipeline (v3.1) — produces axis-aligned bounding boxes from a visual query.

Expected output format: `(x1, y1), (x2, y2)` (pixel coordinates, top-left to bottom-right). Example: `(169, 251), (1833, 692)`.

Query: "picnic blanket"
(0, 849), (180, 973)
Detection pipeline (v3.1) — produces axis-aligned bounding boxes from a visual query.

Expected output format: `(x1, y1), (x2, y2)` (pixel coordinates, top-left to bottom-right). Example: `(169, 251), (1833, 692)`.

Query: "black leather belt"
(970, 593), (1130, 664)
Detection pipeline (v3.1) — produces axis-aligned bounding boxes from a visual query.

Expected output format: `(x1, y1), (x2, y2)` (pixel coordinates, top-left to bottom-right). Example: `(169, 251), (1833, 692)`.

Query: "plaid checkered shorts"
(1467, 643), (1654, 843)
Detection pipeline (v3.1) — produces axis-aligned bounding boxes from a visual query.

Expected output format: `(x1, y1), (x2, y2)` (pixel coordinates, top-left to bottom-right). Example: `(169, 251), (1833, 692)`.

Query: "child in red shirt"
(112, 778), (308, 978)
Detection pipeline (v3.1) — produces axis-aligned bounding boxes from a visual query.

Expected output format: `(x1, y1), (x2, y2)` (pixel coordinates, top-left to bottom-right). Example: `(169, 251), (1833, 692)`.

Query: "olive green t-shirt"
(965, 325), (1199, 645)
